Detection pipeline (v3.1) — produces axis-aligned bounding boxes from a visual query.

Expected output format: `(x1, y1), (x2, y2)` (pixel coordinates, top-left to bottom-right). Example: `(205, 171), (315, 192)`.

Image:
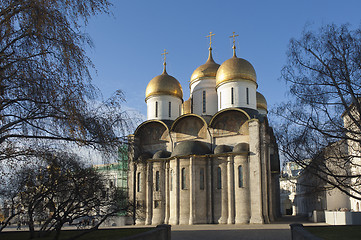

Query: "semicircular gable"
(170, 114), (208, 141)
(210, 108), (250, 136)
(134, 120), (170, 146)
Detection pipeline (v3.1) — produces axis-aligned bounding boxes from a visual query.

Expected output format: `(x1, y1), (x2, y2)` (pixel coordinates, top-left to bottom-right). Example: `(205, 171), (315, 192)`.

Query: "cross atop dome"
(206, 32), (215, 50)
(161, 49), (168, 74)
(229, 32), (239, 57)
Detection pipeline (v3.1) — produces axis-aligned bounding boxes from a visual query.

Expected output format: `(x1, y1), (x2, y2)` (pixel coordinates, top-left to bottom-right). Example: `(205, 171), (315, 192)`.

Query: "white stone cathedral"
(128, 33), (280, 225)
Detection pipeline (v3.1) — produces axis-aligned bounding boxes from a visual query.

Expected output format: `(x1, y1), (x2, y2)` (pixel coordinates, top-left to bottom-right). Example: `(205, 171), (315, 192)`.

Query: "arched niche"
(134, 120), (170, 147)
(170, 114), (208, 141)
(209, 108), (250, 137)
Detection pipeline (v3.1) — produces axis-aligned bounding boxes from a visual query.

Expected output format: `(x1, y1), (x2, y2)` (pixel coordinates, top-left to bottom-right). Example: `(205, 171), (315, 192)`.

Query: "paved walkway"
(171, 216), (315, 240)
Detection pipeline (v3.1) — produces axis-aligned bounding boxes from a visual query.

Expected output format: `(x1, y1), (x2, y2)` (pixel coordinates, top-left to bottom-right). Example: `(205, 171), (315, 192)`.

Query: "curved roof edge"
(134, 119), (170, 136)
(170, 113), (209, 131)
(209, 107), (251, 127)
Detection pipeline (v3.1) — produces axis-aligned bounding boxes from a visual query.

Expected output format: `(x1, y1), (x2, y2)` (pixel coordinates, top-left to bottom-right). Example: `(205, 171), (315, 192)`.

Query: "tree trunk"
(28, 209), (35, 239)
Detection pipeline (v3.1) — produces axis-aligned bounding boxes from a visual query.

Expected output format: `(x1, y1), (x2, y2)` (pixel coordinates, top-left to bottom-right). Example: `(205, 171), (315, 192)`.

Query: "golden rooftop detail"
(229, 31), (239, 57)
(161, 49), (168, 73)
(190, 32), (220, 84)
(215, 31), (257, 88)
(145, 50), (183, 101)
(206, 31), (215, 49)
(256, 92), (268, 111)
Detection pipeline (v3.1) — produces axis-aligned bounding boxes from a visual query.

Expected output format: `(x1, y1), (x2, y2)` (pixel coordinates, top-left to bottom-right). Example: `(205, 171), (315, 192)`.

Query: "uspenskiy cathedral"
(128, 32), (280, 225)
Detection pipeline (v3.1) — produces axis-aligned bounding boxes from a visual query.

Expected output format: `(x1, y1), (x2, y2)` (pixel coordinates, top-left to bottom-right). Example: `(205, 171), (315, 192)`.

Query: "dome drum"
(217, 81), (257, 111)
(147, 95), (182, 120)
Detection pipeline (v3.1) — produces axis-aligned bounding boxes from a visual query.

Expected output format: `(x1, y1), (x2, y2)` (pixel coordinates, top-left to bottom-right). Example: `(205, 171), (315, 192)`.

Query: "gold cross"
(206, 32), (215, 48)
(229, 32), (239, 46)
(161, 49), (168, 65)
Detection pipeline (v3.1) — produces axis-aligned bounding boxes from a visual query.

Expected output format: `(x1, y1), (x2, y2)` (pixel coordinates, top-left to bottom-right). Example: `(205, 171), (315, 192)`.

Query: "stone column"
(220, 158), (228, 224)
(261, 124), (270, 224)
(227, 155), (235, 224)
(267, 143), (275, 221)
(249, 119), (264, 224)
(175, 157), (180, 225)
(164, 161), (170, 224)
(207, 157), (213, 223)
(145, 161), (153, 225)
(189, 156), (195, 224)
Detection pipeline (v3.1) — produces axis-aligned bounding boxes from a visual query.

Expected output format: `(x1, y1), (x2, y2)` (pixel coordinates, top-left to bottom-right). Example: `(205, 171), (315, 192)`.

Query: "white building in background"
(127, 33), (281, 225)
(280, 162), (302, 216)
(343, 104), (361, 212)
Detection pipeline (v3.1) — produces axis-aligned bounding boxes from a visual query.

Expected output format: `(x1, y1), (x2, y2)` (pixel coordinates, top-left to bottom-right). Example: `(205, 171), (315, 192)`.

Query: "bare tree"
(0, 0), (137, 165)
(4, 151), (129, 240)
(273, 23), (361, 200)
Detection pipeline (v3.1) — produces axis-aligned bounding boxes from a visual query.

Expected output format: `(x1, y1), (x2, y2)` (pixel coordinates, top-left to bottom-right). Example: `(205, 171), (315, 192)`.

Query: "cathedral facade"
(128, 35), (280, 225)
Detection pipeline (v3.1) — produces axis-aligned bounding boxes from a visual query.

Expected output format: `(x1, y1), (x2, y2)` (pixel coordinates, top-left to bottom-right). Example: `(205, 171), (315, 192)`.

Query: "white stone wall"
(190, 78), (218, 116)
(131, 111), (278, 225)
(217, 81), (257, 111)
(146, 95), (182, 120)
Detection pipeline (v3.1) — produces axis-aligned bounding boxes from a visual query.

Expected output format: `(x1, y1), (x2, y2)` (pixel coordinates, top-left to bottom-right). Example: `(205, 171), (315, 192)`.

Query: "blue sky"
(85, 0), (361, 117)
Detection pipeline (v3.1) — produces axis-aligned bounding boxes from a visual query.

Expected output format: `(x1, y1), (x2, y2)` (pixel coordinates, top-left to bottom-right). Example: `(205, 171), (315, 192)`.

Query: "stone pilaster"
(227, 156), (235, 224)
(267, 140), (275, 222)
(220, 158), (228, 224)
(207, 157), (213, 223)
(145, 161), (153, 225)
(261, 124), (270, 223)
(249, 119), (264, 224)
(164, 161), (170, 224)
(189, 156), (195, 224)
(135, 162), (146, 225)
(234, 154), (250, 223)
(175, 157), (180, 225)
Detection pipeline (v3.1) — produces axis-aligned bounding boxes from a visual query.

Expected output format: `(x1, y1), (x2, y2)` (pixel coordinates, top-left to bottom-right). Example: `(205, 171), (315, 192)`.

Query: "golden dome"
(190, 48), (220, 85)
(145, 67), (183, 101)
(256, 91), (267, 111)
(216, 55), (257, 88)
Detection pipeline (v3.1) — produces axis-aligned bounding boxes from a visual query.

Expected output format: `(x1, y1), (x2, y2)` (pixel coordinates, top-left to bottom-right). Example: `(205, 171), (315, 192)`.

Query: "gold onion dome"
(256, 91), (267, 111)
(216, 50), (257, 88)
(145, 65), (183, 101)
(190, 48), (220, 85)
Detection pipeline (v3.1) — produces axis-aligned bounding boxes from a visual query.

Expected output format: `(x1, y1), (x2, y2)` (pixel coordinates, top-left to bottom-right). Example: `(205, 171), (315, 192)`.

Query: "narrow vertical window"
(238, 165), (243, 188)
(200, 168), (205, 190)
(181, 168), (186, 190)
(202, 90), (206, 113)
(137, 172), (141, 192)
(191, 97), (193, 113)
(246, 88), (249, 105)
(220, 92), (222, 108)
(170, 169), (173, 191)
(231, 87), (234, 105)
(217, 167), (222, 189)
(155, 171), (160, 191)
(155, 101), (158, 117)
(168, 101), (171, 118)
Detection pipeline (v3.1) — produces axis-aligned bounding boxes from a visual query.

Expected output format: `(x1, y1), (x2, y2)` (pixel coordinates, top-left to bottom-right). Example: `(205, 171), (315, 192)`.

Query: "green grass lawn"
(0, 228), (152, 240)
(305, 225), (361, 240)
